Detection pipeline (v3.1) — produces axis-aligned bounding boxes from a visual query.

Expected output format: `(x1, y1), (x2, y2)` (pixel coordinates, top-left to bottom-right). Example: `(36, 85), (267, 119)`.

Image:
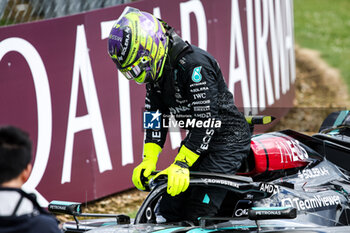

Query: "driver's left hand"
(153, 145), (199, 196)
(155, 162), (190, 196)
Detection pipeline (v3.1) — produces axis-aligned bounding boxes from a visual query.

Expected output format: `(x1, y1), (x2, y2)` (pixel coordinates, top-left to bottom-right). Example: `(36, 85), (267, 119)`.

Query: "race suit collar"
(159, 19), (192, 66)
(155, 29), (192, 89)
(167, 30), (192, 66)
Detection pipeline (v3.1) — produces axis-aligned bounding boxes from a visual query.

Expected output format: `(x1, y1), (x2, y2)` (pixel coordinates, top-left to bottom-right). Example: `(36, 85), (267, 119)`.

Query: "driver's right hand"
(132, 143), (162, 190)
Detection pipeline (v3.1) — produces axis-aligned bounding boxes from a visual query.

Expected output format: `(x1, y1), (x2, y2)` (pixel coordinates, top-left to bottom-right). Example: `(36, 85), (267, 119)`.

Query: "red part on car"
(240, 133), (309, 176)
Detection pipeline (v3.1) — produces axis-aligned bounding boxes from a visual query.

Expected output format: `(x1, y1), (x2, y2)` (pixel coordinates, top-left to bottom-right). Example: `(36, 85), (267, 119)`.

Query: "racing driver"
(107, 7), (251, 222)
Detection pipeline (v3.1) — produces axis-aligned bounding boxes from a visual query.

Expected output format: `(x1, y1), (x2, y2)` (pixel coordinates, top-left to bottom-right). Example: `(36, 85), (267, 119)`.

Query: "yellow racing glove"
(154, 145), (199, 196)
(132, 143), (162, 190)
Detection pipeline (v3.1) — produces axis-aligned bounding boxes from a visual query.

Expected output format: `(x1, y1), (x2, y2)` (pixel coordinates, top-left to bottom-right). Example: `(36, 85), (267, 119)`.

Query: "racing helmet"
(108, 7), (169, 84)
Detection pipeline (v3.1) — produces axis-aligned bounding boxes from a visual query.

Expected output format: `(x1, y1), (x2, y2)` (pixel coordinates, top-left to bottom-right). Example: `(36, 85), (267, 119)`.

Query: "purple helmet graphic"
(108, 7), (169, 84)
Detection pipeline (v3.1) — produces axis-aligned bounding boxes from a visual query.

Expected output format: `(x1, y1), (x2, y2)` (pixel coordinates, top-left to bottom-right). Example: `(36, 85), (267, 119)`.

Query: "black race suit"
(145, 30), (251, 222)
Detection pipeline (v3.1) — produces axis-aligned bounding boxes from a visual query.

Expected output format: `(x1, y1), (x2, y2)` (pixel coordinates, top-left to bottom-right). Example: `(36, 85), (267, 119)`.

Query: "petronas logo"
(192, 66), (202, 82)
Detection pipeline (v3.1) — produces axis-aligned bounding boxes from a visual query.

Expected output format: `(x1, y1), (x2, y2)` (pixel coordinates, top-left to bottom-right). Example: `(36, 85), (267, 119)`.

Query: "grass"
(128, 209), (139, 219)
(294, 0), (350, 88)
(0, 19), (10, 26)
(0, 18), (15, 26)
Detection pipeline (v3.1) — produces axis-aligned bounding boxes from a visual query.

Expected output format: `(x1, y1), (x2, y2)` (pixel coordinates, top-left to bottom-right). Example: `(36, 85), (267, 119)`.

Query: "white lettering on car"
(201, 178), (240, 188)
(282, 195), (341, 211)
(259, 183), (279, 194)
(276, 139), (308, 163)
(298, 167), (330, 179)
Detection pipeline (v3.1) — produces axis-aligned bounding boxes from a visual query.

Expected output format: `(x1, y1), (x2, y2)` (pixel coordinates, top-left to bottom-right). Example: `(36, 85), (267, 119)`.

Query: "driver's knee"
(184, 187), (228, 222)
(157, 192), (187, 222)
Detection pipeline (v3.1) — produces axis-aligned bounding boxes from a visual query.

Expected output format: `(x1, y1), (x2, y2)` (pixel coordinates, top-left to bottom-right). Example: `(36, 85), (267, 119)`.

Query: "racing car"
(49, 110), (350, 232)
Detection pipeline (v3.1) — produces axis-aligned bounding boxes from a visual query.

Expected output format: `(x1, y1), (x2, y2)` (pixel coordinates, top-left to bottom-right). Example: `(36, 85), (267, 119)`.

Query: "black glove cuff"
(174, 160), (189, 169)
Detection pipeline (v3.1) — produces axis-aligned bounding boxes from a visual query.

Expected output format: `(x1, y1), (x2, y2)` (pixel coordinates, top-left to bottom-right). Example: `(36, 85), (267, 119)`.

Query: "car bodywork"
(50, 111), (350, 233)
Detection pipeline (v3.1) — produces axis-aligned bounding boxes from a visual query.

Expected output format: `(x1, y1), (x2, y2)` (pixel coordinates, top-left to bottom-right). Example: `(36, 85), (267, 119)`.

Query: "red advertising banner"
(0, 0), (295, 206)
